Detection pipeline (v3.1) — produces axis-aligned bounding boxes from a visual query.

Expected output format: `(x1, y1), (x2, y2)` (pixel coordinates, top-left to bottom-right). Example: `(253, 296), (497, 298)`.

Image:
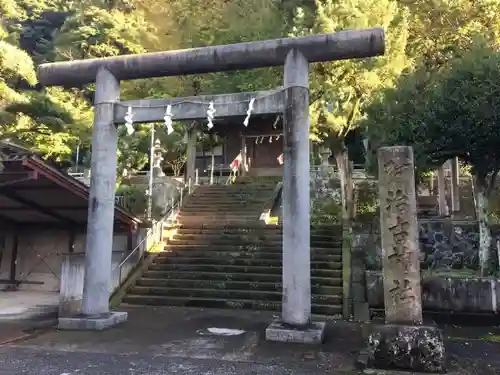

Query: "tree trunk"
(334, 148), (354, 221)
(173, 165), (181, 177)
(347, 160), (355, 219)
(429, 171), (434, 194)
(472, 175), (491, 276)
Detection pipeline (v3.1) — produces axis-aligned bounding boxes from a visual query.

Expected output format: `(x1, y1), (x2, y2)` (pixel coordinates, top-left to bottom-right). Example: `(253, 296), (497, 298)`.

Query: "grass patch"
(479, 335), (500, 343)
(421, 269), (482, 278)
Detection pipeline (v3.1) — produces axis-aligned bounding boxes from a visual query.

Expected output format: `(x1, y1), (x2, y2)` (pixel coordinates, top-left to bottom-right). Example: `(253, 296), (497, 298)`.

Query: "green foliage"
(53, 6), (155, 60)
(356, 181), (379, 221)
(0, 0), (82, 160)
(0, 1), (37, 105)
(0, 0), (293, 174)
(116, 183), (147, 215)
(403, 0), (500, 74)
(3, 94), (92, 158)
(366, 43), (500, 183)
(2, 0), (499, 197)
(311, 199), (342, 224)
(364, 0), (500, 173)
(157, 123), (188, 176)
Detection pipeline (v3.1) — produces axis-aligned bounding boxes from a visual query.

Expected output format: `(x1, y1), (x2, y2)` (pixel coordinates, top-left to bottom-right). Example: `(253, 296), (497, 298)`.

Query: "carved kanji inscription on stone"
(378, 146), (423, 325)
(384, 159), (411, 178)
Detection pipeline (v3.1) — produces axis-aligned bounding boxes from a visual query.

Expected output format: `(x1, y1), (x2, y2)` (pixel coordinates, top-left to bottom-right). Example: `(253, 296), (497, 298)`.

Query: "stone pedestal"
(358, 146), (446, 372)
(265, 321), (325, 344)
(357, 323), (446, 373)
(59, 312), (128, 331)
(58, 252), (128, 331)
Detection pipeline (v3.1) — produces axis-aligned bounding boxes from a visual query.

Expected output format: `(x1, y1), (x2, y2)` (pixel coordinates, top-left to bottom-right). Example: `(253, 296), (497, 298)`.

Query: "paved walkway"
(0, 291), (58, 320)
(0, 305), (500, 374)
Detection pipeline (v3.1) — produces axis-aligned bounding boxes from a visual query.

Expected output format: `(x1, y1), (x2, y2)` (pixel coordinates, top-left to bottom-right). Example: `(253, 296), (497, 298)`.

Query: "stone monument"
(358, 146), (446, 372)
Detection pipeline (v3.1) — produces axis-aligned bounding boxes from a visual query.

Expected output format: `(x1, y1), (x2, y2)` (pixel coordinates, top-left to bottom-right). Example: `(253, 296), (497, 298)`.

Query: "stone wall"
(363, 218), (499, 272)
(309, 166), (342, 223)
(152, 176), (183, 218)
(366, 271), (500, 314)
(58, 249), (140, 317)
(0, 228), (129, 292)
(309, 167), (379, 224)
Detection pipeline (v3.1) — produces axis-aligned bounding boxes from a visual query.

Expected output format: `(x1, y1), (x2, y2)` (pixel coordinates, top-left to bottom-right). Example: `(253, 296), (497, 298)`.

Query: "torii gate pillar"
(265, 50), (324, 343)
(59, 67), (128, 330)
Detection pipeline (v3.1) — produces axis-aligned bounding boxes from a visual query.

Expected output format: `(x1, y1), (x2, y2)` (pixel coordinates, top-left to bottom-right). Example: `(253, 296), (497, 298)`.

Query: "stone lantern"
(319, 147), (331, 166)
(152, 139), (165, 178)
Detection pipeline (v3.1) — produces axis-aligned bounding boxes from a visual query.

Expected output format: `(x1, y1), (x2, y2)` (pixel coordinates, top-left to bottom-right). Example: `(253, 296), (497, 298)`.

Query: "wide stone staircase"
(122, 183), (343, 317)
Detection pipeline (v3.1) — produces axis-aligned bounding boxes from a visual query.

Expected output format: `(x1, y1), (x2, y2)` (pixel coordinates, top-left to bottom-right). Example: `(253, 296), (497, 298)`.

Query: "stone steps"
(141, 270), (341, 285)
(177, 213), (262, 219)
(176, 218), (263, 223)
(170, 233), (339, 241)
(171, 224), (341, 231)
(135, 278), (343, 294)
(180, 206), (266, 212)
(163, 245), (341, 255)
(122, 182), (343, 316)
(192, 187), (275, 193)
(160, 251), (341, 262)
(183, 205), (269, 209)
(152, 257), (342, 269)
(186, 195), (271, 200)
(173, 227), (341, 235)
(183, 203), (269, 209)
(166, 238), (341, 247)
(122, 295), (342, 316)
(148, 263), (341, 277)
(183, 198), (269, 202)
(176, 218), (264, 225)
(128, 286), (342, 304)
(174, 222), (272, 229)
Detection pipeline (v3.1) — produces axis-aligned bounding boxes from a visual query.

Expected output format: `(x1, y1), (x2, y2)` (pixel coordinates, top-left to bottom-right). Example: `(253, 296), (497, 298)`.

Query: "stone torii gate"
(37, 29), (385, 339)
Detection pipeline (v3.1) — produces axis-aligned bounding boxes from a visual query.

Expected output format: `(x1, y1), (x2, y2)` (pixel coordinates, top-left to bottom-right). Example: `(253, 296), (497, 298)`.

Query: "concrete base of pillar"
(58, 311), (127, 331)
(356, 323), (446, 373)
(265, 320), (325, 344)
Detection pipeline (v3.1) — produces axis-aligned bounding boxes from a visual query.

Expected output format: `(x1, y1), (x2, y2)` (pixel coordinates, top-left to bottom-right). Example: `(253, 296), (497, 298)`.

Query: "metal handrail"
(114, 181), (192, 271)
(116, 226), (153, 270)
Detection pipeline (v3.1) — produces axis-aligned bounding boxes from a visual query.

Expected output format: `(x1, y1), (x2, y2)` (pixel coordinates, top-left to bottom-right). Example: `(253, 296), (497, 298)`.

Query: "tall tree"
(53, 5), (155, 60)
(291, 0), (410, 219)
(0, 0), (95, 164)
(403, 0), (500, 73)
(365, 43), (500, 275)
